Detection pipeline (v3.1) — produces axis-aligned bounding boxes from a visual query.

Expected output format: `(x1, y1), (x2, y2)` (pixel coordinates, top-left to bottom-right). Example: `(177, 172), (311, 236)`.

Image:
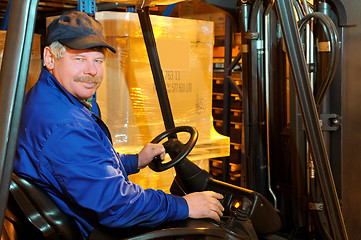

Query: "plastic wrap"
(96, 12), (229, 191)
(0, 31), (41, 93)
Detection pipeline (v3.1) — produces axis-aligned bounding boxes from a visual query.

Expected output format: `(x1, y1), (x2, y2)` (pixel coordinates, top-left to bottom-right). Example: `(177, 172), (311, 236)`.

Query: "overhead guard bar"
(0, 0), (39, 232)
(137, 7), (176, 133)
(274, 0), (348, 239)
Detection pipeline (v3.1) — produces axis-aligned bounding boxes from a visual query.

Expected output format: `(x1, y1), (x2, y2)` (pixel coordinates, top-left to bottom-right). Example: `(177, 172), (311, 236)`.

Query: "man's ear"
(43, 46), (55, 70)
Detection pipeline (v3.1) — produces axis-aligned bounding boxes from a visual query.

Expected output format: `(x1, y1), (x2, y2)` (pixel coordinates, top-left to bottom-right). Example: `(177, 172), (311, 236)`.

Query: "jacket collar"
(38, 67), (92, 113)
(38, 67), (112, 142)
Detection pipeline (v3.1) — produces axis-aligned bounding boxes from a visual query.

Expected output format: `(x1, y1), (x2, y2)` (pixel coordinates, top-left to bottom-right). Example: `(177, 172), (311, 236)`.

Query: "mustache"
(74, 76), (101, 84)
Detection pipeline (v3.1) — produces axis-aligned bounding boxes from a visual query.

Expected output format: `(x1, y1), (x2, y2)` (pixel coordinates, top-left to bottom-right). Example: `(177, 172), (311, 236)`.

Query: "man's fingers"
(213, 198), (224, 217)
(215, 199), (225, 212)
(211, 205), (223, 220)
(210, 211), (221, 222)
(205, 191), (224, 221)
(148, 144), (165, 159)
(205, 191), (224, 200)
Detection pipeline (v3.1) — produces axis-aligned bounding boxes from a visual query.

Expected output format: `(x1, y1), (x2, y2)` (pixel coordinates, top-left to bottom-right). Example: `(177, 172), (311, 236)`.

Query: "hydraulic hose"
(299, 10), (341, 240)
(298, 12), (340, 110)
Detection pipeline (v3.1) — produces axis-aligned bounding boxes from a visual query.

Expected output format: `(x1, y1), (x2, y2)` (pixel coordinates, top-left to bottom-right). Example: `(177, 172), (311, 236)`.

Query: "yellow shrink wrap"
(0, 31), (41, 93)
(95, 12), (229, 191)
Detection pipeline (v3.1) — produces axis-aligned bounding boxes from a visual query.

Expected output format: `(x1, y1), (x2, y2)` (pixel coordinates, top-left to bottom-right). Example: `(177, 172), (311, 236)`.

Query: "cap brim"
(60, 36), (116, 53)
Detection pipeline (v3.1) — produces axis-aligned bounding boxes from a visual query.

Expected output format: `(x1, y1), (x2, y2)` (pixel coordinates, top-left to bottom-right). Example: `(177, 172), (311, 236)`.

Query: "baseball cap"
(47, 11), (116, 53)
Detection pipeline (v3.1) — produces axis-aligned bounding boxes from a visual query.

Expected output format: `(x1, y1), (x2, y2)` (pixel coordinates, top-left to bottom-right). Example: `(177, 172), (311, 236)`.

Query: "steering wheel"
(149, 126), (198, 172)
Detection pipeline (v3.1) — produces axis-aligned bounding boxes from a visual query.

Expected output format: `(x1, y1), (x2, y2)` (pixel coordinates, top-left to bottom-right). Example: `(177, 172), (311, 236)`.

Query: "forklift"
(0, 0), (359, 239)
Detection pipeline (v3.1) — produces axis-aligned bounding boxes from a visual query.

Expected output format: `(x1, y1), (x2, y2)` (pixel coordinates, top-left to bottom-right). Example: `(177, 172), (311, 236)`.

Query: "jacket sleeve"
(38, 120), (189, 229)
(117, 153), (140, 175)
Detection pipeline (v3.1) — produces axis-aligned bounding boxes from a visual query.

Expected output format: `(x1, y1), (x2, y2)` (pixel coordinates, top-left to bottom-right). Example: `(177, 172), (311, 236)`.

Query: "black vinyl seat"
(5, 173), (227, 240)
(5, 173), (82, 240)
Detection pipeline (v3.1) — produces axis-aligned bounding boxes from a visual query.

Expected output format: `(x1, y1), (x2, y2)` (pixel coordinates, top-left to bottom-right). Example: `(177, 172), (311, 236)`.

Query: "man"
(13, 11), (224, 239)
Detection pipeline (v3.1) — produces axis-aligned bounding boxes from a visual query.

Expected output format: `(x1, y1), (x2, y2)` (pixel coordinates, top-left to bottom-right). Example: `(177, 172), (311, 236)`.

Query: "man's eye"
(95, 59), (104, 64)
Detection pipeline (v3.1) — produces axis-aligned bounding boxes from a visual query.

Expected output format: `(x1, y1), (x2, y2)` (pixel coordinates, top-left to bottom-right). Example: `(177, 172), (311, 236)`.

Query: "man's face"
(51, 48), (105, 100)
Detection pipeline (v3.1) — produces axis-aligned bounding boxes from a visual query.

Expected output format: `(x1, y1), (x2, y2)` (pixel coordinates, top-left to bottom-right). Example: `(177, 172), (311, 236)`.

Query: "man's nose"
(84, 60), (97, 76)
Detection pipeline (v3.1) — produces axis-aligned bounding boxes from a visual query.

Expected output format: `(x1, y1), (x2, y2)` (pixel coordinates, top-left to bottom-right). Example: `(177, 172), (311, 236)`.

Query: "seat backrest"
(7, 173), (81, 240)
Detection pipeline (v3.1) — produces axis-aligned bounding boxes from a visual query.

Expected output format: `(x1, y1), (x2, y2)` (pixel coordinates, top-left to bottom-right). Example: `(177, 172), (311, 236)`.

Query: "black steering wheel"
(149, 126), (198, 172)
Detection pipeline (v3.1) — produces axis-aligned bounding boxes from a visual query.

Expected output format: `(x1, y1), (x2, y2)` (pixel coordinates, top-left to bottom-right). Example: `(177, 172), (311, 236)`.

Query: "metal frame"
(275, 0), (347, 239)
(137, 6), (176, 135)
(0, 0), (39, 231)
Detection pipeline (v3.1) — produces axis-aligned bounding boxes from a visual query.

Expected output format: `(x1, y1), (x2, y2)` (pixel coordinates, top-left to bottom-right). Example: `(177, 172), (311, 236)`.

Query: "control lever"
(222, 198), (258, 240)
(170, 157), (281, 235)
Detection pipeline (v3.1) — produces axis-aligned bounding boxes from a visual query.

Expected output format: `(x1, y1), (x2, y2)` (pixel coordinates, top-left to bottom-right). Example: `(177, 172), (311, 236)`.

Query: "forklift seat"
(6, 173), (81, 240)
(6, 173), (227, 240)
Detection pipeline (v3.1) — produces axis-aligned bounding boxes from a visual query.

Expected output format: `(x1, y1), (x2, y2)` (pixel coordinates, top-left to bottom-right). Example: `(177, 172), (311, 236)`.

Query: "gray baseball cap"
(47, 11), (116, 53)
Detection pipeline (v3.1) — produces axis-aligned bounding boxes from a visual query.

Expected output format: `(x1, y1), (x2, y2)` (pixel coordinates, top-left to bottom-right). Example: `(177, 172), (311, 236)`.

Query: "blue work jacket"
(14, 68), (188, 239)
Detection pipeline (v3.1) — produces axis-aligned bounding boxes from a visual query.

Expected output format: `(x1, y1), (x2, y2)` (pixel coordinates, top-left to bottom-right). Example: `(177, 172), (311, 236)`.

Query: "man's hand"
(183, 191), (224, 222)
(138, 143), (165, 169)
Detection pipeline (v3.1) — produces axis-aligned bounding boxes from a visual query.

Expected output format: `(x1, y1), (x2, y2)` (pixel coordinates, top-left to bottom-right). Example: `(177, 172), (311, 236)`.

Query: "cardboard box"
(96, 12), (230, 191)
(0, 31), (41, 93)
(178, 0), (226, 36)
